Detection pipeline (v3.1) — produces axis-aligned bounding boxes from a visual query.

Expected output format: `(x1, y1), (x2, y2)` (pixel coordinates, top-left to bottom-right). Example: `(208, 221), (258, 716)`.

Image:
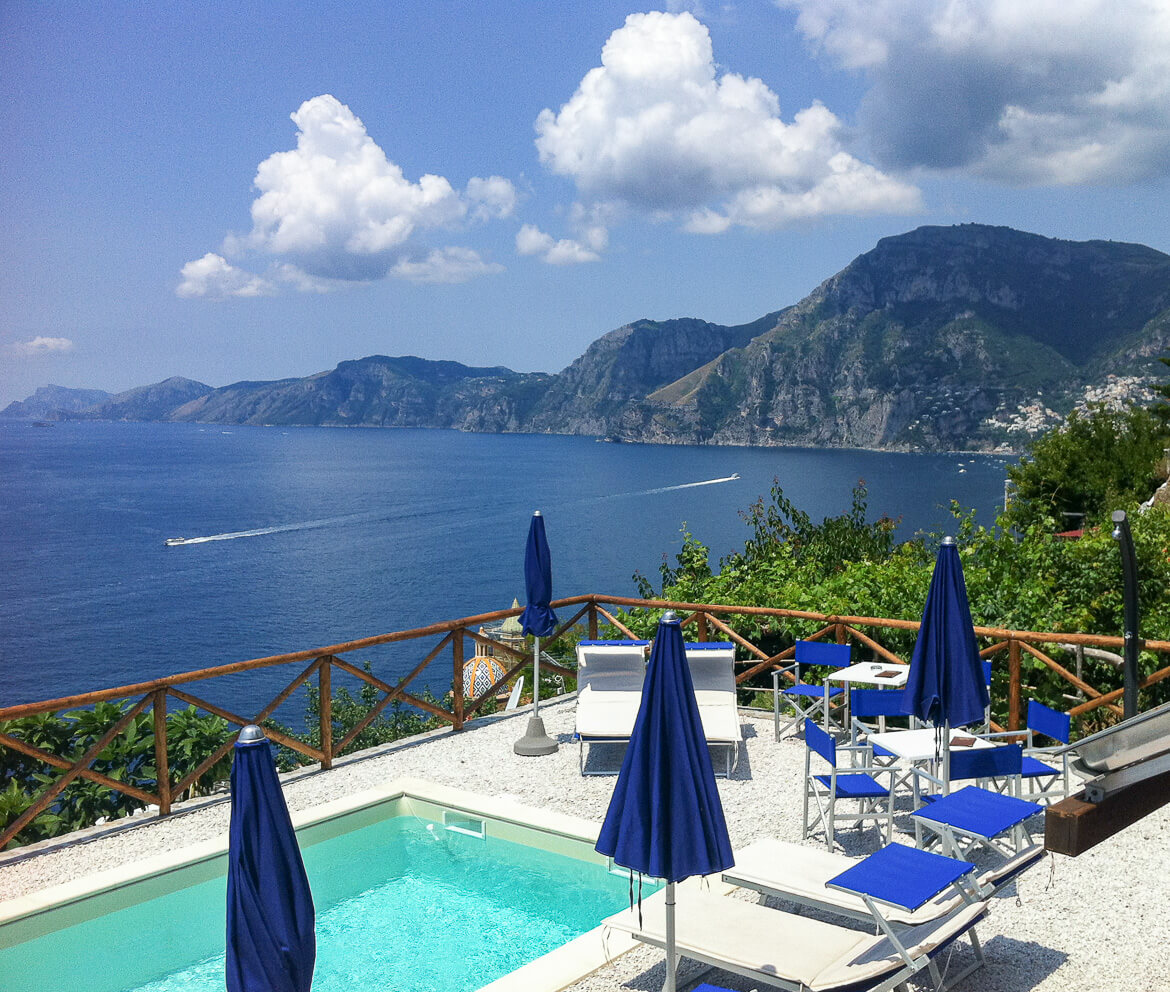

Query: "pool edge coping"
(0, 776), (648, 992)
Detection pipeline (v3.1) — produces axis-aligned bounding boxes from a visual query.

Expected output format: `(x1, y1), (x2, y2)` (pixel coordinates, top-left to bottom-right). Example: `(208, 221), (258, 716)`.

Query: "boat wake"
(164, 512), (375, 547)
(603, 473), (740, 500)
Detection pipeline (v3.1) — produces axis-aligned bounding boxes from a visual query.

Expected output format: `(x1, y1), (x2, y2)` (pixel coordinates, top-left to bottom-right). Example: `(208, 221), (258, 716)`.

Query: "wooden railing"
(4, 593), (1170, 850)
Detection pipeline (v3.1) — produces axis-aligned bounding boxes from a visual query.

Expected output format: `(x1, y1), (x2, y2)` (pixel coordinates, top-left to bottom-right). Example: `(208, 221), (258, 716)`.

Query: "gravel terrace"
(2, 698), (1167, 992)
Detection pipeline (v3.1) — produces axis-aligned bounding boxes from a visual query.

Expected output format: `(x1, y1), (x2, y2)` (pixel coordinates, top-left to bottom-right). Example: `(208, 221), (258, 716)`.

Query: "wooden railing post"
(7, 593), (1170, 853)
(319, 657), (333, 770)
(452, 630), (465, 730)
(152, 689), (171, 816)
(1009, 639), (1022, 731)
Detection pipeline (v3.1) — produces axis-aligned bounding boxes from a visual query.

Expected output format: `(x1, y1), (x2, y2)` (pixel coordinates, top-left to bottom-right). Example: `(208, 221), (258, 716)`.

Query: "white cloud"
(778, 0), (1170, 184)
(466, 176), (517, 221)
(534, 11), (920, 232)
(390, 247), (504, 284)
(179, 95), (516, 295)
(12, 336), (75, 356)
(176, 253), (275, 299)
(270, 263), (344, 294)
(515, 224), (601, 264)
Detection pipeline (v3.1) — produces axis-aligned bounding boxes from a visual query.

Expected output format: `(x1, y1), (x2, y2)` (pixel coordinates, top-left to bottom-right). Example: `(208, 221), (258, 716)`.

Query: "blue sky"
(3, 0), (1170, 407)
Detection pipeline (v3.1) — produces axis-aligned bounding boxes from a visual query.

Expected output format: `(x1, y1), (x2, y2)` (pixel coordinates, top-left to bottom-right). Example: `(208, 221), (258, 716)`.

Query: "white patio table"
(824, 662), (909, 731)
(866, 728), (996, 764)
(865, 728), (999, 809)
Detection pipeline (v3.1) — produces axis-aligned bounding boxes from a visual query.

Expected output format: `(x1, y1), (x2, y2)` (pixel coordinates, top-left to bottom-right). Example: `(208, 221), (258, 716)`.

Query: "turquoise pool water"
(0, 813), (646, 992)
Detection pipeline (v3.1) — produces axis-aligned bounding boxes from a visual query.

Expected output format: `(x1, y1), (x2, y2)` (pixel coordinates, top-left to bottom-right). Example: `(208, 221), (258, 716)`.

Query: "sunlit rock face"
(10, 225), (1170, 453)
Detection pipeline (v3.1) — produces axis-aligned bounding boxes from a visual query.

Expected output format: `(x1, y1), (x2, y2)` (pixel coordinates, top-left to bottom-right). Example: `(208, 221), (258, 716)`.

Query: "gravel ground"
(2, 698), (1168, 992)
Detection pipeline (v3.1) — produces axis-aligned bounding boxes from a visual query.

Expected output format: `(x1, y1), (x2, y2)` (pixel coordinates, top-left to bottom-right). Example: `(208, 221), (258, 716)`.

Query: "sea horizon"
(0, 421), (1011, 714)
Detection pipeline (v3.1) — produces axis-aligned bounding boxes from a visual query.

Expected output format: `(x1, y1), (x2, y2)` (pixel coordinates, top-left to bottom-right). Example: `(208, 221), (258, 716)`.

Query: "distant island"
(6, 224), (1169, 452)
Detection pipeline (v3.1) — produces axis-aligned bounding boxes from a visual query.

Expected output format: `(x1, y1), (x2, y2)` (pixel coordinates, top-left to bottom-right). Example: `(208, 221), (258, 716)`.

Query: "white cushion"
(575, 693), (641, 738)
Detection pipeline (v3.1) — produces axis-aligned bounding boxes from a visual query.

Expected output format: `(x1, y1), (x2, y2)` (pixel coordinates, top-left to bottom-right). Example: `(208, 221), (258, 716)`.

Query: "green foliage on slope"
(1004, 405), (1165, 529)
(629, 465), (1170, 729)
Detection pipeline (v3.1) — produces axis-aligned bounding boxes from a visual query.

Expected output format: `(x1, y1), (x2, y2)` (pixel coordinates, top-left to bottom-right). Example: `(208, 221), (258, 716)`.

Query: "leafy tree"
(1151, 350), (1170, 430)
(289, 664), (440, 767)
(165, 706), (235, 798)
(1004, 404), (1165, 529)
(731, 478), (899, 580)
(624, 489), (1170, 731)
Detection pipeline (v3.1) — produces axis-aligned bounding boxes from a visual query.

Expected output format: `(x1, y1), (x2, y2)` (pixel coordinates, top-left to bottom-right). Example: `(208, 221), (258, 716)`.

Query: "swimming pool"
(0, 780), (652, 992)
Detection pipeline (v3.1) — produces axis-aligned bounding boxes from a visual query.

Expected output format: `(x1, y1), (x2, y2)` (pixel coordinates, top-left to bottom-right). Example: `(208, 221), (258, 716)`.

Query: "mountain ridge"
(6, 224), (1168, 452)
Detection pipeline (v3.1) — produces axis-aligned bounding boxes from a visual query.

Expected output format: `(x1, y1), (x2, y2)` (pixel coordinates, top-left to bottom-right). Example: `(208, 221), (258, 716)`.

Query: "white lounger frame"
(724, 837), (1043, 927)
(574, 641), (742, 776)
(605, 885), (988, 992)
(685, 642), (743, 777)
(574, 641), (647, 775)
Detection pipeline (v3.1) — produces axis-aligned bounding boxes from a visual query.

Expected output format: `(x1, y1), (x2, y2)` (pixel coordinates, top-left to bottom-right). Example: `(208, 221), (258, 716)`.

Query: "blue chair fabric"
(848, 687), (912, 765)
(914, 745), (1026, 850)
(1027, 699), (1071, 743)
(1019, 700), (1071, 801)
(912, 785), (1043, 858)
(938, 743), (1023, 786)
(774, 640), (851, 740)
(803, 718), (895, 851)
(827, 842), (977, 913)
(916, 786), (1041, 839)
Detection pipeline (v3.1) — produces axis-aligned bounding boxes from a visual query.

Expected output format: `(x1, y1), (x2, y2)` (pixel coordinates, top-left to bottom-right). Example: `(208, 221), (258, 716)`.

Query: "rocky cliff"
(1, 385), (112, 419)
(170, 356), (550, 431)
(8, 225), (1170, 451)
(81, 377), (214, 421)
(525, 312), (782, 435)
(626, 225), (1170, 450)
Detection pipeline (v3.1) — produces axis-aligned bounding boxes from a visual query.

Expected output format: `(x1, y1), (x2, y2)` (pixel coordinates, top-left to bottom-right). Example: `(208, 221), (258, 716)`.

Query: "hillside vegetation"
(625, 401), (1170, 728)
(7, 224), (1170, 452)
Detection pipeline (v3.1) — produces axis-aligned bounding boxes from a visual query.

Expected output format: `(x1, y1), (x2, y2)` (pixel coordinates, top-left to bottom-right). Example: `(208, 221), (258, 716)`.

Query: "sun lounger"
(604, 880), (990, 992)
(685, 642), (743, 776)
(724, 837), (1044, 926)
(574, 640), (648, 774)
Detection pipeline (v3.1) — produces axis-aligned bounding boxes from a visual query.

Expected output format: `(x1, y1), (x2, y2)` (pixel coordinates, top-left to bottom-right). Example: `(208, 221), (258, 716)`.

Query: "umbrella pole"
(663, 880), (677, 992)
(943, 721), (951, 796)
(514, 634), (558, 755)
(532, 636), (541, 720)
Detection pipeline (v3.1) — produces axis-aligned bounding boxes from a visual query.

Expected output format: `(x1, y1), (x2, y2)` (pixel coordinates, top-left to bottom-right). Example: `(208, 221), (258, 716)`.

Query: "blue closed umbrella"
(596, 614), (733, 992)
(515, 511), (560, 755)
(520, 510), (557, 639)
(226, 726), (315, 992)
(902, 537), (990, 790)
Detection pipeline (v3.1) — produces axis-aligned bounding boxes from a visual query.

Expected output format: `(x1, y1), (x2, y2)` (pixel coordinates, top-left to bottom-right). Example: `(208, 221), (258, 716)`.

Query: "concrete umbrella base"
(514, 715), (559, 756)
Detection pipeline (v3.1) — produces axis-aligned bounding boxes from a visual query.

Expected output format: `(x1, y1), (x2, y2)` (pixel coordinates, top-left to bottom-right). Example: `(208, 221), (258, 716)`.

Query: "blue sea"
(0, 421), (1011, 716)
